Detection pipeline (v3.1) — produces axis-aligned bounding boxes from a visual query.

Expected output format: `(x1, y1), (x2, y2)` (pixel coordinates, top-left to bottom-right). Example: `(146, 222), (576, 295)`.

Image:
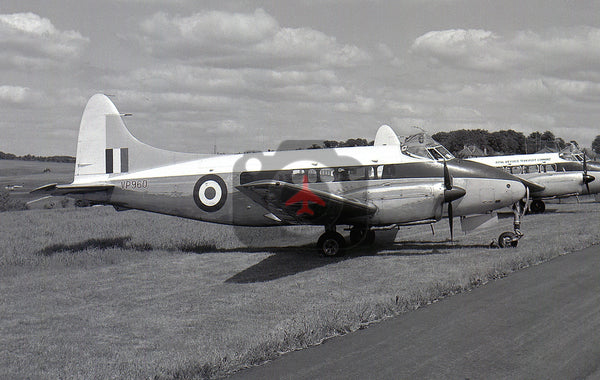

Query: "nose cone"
(509, 180), (527, 203)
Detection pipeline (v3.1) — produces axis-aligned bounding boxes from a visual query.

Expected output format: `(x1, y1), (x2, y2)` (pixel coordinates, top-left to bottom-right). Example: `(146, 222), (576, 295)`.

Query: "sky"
(1, 0), (600, 156)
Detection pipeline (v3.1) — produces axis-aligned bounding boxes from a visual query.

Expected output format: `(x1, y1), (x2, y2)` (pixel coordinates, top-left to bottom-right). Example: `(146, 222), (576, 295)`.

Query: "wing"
(237, 180), (375, 225)
(518, 178), (545, 193)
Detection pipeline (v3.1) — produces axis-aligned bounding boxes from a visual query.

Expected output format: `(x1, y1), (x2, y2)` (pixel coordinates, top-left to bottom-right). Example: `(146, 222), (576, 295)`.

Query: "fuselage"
(73, 144), (526, 227)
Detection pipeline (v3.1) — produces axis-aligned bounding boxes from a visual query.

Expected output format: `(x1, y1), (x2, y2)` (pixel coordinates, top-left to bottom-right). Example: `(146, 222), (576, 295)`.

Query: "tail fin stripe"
(105, 149), (114, 174)
(120, 148), (129, 173)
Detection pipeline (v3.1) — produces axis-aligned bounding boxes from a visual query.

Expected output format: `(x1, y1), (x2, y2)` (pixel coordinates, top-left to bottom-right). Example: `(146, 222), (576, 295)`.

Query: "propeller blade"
(448, 201), (454, 242)
(582, 152), (595, 193)
(443, 160), (452, 190)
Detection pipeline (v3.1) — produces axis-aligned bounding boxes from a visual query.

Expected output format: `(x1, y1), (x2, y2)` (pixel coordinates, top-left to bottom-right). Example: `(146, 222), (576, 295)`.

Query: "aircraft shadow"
(37, 237), (489, 284)
(37, 236), (137, 256)
(226, 240), (491, 284)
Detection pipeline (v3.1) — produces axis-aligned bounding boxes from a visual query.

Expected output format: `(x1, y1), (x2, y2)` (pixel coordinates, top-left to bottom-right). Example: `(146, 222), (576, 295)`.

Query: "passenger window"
(319, 168), (335, 182)
(292, 169), (305, 184)
(334, 168), (350, 181)
(307, 169), (318, 183)
(346, 166), (368, 181)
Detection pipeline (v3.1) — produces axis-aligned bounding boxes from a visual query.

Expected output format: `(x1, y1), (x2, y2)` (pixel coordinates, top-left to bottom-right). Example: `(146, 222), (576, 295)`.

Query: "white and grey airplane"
(34, 94), (529, 255)
(468, 152), (600, 213)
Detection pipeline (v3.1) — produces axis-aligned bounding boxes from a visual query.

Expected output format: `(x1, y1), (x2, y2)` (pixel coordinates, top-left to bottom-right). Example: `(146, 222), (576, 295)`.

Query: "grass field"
(1, 198), (599, 379)
(0, 160), (75, 209)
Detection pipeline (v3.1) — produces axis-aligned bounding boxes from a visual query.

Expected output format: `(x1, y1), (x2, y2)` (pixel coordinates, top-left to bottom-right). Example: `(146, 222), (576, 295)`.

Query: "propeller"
(582, 151), (595, 194)
(442, 160), (466, 241)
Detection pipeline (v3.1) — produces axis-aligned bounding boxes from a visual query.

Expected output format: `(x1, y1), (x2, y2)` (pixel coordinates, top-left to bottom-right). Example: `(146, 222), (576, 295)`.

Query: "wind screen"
(402, 132), (455, 161)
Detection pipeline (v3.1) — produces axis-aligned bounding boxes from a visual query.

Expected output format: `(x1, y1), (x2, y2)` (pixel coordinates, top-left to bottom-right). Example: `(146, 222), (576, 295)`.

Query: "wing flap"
(237, 180), (376, 225)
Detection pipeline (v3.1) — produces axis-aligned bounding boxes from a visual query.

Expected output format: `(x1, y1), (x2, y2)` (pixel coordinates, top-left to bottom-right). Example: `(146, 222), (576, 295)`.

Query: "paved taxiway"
(229, 245), (600, 379)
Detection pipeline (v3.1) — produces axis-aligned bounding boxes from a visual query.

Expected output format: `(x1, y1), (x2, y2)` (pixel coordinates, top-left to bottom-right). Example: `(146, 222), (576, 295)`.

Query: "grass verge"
(1, 201), (599, 379)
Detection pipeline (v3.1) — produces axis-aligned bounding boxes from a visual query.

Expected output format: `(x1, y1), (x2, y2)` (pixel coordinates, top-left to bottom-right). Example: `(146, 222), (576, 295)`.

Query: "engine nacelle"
(366, 183), (445, 225)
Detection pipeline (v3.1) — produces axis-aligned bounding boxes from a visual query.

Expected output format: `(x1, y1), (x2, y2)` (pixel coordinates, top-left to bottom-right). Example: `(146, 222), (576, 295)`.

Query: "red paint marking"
(285, 175), (326, 216)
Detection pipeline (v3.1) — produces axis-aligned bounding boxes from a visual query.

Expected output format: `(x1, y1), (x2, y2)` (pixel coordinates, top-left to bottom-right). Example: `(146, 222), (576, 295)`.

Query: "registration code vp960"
(120, 180), (148, 189)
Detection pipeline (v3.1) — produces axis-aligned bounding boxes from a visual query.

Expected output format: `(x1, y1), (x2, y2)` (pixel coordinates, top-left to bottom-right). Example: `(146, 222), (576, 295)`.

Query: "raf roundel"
(193, 174), (227, 212)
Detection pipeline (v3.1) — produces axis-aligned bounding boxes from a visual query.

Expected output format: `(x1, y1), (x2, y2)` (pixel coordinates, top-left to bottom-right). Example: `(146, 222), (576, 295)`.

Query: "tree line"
(0, 151), (75, 163)
(431, 129), (582, 156)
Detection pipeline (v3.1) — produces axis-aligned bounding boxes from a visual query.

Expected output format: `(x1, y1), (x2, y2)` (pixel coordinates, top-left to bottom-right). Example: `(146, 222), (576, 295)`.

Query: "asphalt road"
(229, 245), (600, 379)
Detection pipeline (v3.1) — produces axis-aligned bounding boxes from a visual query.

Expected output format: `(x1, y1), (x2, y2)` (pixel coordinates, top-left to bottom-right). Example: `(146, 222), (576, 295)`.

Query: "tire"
(498, 231), (518, 248)
(529, 200), (545, 214)
(317, 231), (346, 257)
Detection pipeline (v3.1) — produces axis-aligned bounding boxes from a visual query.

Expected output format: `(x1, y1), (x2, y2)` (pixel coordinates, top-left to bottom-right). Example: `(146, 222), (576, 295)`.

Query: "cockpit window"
(401, 132), (455, 161)
(427, 148), (443, 160)
(436, 145), (454, 160)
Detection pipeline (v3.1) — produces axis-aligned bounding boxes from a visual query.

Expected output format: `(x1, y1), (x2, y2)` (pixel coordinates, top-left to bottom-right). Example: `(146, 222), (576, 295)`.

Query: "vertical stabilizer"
(74, 94), (202, 183)
(374, 125), (401, 146)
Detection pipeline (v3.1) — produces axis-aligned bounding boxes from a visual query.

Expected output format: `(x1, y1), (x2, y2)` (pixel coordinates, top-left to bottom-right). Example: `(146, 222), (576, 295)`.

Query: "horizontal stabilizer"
(31, 183), (114, 196)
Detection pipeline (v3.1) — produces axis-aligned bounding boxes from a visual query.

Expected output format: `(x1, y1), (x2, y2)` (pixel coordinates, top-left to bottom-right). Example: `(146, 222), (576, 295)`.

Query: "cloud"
(411, 27), (600, 75)
(136, 9), (370, 68)
(0, 13), (88, 69)
(0, 85), (43, 105)
(411, 29), (517, 71)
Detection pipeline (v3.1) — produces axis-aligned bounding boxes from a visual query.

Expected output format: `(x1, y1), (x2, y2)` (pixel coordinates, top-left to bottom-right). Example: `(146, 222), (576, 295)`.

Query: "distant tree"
(340, 138), (369, 147)
(592, 135), (600, 155)
(540, 130), (555, 142)
(323, 140), (339, 148)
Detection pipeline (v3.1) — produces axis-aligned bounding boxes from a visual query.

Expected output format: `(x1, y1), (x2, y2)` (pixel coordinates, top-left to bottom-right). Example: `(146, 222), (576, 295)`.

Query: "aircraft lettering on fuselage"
(284, 174), (326, 216)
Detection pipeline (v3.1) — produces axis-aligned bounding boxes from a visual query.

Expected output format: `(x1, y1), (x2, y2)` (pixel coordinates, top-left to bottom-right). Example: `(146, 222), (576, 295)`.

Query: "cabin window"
(318, 168), (335, 182)
(292, 169), (306, 184)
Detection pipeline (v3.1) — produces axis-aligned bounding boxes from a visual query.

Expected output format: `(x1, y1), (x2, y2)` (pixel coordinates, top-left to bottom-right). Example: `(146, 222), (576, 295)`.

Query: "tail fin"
(74, 94), (201, 182)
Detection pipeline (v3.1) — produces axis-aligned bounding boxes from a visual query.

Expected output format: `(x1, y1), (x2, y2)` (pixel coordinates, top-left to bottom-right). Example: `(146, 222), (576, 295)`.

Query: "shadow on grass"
(37, 236), (152, 256)
(226, 240), (491, 284)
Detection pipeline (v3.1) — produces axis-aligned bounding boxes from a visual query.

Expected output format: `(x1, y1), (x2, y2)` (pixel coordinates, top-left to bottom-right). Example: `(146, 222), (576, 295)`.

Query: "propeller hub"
(444, 187), (466, 203)
(583, 174), (595, 184)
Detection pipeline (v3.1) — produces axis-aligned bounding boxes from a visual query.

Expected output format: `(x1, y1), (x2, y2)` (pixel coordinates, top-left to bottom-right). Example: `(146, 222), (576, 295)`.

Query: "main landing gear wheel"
(349, 229), (376, 245)
(529, 200), (545, 214)
(317, 231), (346, 257)
(498, 231), (519, 248)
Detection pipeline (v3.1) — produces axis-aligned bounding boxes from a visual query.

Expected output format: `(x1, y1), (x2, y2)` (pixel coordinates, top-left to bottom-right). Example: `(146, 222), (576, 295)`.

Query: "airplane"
(467, 152), (600, 213)
(33, 94), (529, 256)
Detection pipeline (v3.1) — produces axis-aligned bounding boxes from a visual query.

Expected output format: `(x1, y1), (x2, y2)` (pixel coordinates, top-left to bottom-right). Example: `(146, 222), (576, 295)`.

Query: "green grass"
(1, 200), (599, 379)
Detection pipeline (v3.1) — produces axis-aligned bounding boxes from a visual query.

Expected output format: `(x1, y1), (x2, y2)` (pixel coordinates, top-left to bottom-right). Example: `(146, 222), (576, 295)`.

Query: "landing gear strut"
(494, 202), (524, 248)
